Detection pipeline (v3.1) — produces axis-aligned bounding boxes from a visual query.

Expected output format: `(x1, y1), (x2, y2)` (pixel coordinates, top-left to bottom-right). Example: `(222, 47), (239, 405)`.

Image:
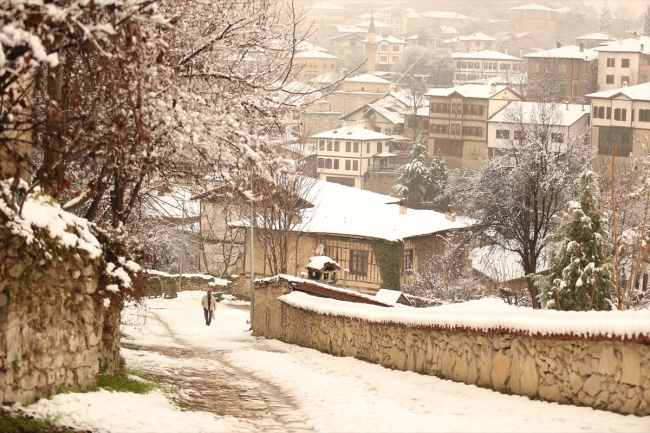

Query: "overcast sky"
(584, 0), (649, 14)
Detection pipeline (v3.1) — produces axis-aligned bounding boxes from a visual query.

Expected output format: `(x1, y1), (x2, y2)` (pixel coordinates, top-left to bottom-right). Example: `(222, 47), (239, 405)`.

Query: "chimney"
(490, 82), (497, 93)
(399, 199), (407, 214)
(519, 48), (523, 57)
(582, 103), (585, 111)
(557, 42), (561, 48)
(579, 42), (584, 52)
(566, 102), (569, 111)
(642, 44), (645, 52)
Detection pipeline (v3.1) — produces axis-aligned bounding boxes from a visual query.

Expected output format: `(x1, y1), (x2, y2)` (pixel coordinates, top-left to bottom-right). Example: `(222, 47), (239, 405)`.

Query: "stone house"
(586, 83), (650, 161)
(593, 36), (650, 90)
(237, 179), (465, 294)
(294, 50), (340, 81)
(508, 3), (557, 34)
(311, 125), (393, 189)
(426, 84), (522, 169)
(524, 44), (598, 102)
(487, 101), (591, 159)
(330, 74), (392, 115)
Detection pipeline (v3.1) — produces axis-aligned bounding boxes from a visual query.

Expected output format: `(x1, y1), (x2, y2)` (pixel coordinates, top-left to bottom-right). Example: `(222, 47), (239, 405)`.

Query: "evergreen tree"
(534, 170), (615, 311)
(393, 134), (430, 208)
(599, 4), (612, 34)
(644, 3), (650, 36)
(426, 149), (449, 210)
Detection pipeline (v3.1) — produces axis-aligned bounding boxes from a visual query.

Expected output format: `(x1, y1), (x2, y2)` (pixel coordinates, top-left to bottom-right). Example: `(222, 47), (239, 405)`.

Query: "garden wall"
(253, 279), (650, 416)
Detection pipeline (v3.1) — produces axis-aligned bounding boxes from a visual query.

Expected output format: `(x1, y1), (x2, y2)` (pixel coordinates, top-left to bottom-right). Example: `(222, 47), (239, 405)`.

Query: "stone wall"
(0, 229), (120, 405)
(253, 281), (650, 416)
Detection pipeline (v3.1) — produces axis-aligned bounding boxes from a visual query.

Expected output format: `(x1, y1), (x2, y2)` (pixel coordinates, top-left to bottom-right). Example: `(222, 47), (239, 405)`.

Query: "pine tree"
(426, 149), (449, 210)
(599, 4), (612, 34)
(534, 170), (615, 311)
(393, 134), (430, 208)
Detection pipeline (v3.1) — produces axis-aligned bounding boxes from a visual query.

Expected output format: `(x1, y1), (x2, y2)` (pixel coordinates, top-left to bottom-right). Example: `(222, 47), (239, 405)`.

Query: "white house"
(586, 83), (650, 159)
(363, 35), (406, 71)
(454, 33), (497, 53)
(311, 125), (393, 189)
(487, 101), (591, 158)
(452, 51), (522, 83)
(594, 36), (650, 90)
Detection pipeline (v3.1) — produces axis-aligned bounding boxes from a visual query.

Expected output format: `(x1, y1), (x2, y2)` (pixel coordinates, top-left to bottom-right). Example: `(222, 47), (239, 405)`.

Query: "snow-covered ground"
(17, 292), (650, 432)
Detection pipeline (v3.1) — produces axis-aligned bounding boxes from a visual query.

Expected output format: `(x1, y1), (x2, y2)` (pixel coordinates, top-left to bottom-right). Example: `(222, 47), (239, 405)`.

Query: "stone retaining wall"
(0, 229), (120, 405)
(253, 281), (650, 416)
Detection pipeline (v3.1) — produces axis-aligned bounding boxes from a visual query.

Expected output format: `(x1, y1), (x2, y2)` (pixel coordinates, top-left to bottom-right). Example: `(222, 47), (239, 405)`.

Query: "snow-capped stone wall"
(0, 225), (120, 405)
(253, 280), (650, 416)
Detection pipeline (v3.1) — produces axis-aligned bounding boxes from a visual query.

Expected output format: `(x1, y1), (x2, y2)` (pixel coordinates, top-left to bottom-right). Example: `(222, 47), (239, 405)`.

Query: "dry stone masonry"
(254, 281), (650, 416)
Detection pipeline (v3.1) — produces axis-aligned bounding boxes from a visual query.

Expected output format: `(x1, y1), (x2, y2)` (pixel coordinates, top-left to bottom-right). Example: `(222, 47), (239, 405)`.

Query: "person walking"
(201, 290), (217, 326)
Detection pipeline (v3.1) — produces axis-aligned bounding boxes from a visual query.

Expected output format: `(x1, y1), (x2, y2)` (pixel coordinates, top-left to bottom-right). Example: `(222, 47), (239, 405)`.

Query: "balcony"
(368, 164), (398, 173)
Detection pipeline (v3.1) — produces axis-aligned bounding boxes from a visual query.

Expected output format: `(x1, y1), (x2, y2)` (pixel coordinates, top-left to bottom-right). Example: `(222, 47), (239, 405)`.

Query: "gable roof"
(341, 103), (404, 125)
(452, 50), (521, 61)
(425, 84), (515, 99)
(509, 3), (556, 12)
(575, 33), (614, 41)
(524, 45), (598, 61)
(593, 36), (650, 53)
(585, 83), (650, 102)
(458, 32), (496, 42)
(345, 73), (392, 84)
(364, 35), (407, 44)
(311, 125), (391, 141)
(295, 50), (339, 59)
(488, 102), (590, 127)
(420, 11), (469, 20)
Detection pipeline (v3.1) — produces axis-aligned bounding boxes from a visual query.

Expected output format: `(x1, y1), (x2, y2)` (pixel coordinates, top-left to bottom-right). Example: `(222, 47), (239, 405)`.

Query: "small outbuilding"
(306, 256), (342, 285)
(374, 289), (412, 306)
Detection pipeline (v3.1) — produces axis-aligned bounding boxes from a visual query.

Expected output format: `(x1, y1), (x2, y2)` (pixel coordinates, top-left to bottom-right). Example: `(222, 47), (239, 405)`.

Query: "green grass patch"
(95, 372), (155, 394)
(0, 408), (76, 433)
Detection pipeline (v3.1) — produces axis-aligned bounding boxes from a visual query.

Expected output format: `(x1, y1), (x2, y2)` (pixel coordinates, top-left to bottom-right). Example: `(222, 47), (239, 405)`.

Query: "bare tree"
(448, 103), (592, 308)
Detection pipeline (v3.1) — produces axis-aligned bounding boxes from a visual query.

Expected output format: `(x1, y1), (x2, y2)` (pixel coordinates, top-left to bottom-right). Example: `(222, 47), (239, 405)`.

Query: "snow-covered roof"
(310, 72), (344, 85)
(311, 125), (391, 141)
(364, 35), (407, 44)
(374, 152), (397, 157)
(355, 20), (394, 29)
(524, 45), (598, 61)
(306, 1), (346, 10)
(425, 84), (509, 99)
(575, 33), (614, 41)
(296, 41), (329, 53)
(452, 50), (521, 61)
(509, 3), (556, 12)
(374, 289), (409, 305)
(420, 11), (469, 20)
(335, 24), (367, 34)
(488, 102), (590, 127)
(234, 178), (465, 242)
(345, 73), (391, 84)
(593, 36), (650, 53)
(295, 50), (339, 59)
(144, 186), (201, 220)
(458, 32), (496, 42)
(439, 26), (458, 34)
(586, 83), (650, 102)
(306, 256), (341, 271)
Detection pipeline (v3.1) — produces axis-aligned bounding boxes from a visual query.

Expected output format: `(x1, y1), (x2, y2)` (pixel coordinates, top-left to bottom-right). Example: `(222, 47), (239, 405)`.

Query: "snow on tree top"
(280, 292), (650, 341)
(1, 179), (102, 258)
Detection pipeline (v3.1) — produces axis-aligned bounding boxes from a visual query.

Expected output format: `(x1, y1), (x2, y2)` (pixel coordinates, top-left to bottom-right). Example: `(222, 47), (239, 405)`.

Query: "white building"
(455, 32), (497, 53)
(487, 102), (590, 158)
(304, 1), (346, 31)
(593, 36), (650, 91)
(452, 51), (522, 83)
(586, 83), (650, 159)
(363, 35), (406, 71)
(312, 125), (393, 188)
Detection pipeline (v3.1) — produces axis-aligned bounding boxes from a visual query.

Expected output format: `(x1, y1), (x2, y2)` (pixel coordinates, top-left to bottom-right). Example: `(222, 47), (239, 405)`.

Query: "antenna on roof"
(315, 244), (324, 256)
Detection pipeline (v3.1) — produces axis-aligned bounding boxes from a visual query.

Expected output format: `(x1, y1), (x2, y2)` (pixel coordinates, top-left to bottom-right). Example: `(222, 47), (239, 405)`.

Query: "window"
(606, 107), (612, 119)
(621, 76), (630, 85)
(334, 141), (340, 151)
(551, 133), (564, 143)
(457, 61), (461, 68)
(514, 130), (524, 141)
(346, 142), (351, 152)
(325, 158), (332, 169)
(353, 142), (359, 153)
(461, 74), (466, 80)
(350, 250), (368, 275)
(392, 45), (399, 52)
(327, 141), (332, 151)
(614, 108), (621, 121)
(317, 158), (324, 168)
(478, 105), (484, 116)
(377, 142), (382, 152)
(477, 126), (482, 136)
(345, 160), (351, 170)
(380, 56), (387, 62)
(333, 159), (339, 169)
(614, 109), (626, 121)
(642, 58), (650, 66)
(598, 106), (605, 119)
(366, 143), (370, 153)
(451, 103), (457, 115)
(451, 124), (456, 135)
(381, 45), (387, 52)
(607, 58), (615, 67)
(319, 140), (325, 150)
(598, 127), (633, 157)
(402, 249), (413, 273)
(484, 62), (491, 70)
(352, 160), (358, 170)
(606, 75), (615, 84)
(471, 126), (476, 136)
(622, 58), (630, 68)
(462, 62), (467, 68)
(622, 109), (627, 121)
(456, 74), (461, 80)
(350, 39), (356, 46)
(639, 109), (650, 122)
(496, 129), (510, 139)
(474, 62), (480, 69)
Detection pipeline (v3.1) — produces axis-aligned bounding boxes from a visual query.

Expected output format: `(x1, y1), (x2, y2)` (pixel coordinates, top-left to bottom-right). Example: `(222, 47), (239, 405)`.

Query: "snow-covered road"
(22, 292), (650, 432)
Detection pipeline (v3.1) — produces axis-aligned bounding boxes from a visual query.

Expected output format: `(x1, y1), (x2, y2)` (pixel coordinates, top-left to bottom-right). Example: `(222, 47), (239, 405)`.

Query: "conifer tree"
(534, 170), (615, 311)
(393, 134), (430, 208)
(600, 4), (612, 34)
(426, 149), (449, 210)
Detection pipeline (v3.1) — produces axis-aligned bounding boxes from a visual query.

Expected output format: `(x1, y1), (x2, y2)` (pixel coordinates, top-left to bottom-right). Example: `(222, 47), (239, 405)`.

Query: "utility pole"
(179, 199), (184, 292)
(249, 178), (255, 327)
